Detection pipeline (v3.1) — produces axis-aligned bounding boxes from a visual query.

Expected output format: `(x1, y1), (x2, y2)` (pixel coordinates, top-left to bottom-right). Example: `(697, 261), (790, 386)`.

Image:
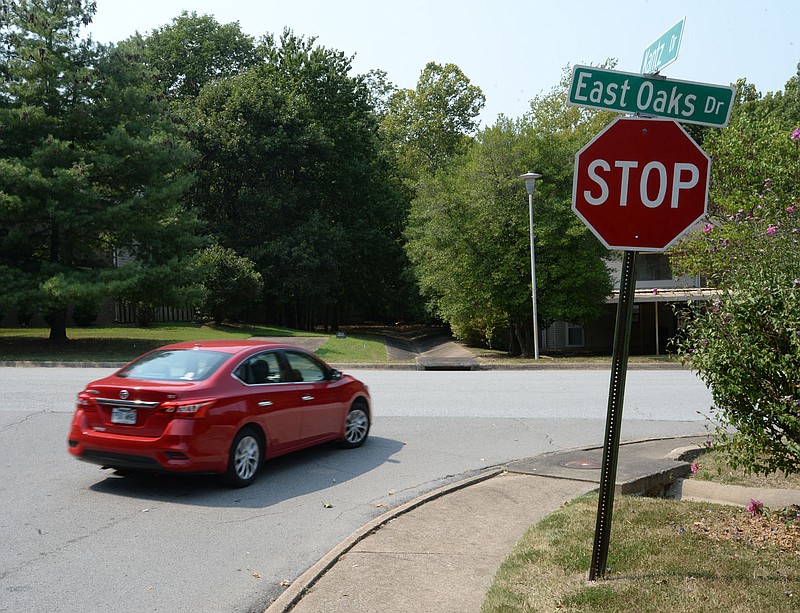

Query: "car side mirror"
(330, 369), (343, 381)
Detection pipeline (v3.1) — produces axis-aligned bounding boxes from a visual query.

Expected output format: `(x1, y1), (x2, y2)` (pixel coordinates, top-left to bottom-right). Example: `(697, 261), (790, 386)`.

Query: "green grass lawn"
(690, 448), (800, 489)
(1, 323), (681, 366)
(0, 324), (389, 363)
(315, 333), (390, 363)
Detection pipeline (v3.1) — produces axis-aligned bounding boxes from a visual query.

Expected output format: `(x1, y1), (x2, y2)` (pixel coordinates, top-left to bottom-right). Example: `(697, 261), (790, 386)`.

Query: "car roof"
(157, 339), (302, 355)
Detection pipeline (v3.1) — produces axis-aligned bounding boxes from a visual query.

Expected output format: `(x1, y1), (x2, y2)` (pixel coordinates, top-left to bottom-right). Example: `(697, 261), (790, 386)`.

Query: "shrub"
(196, 245), (264, 324)
(673, 180), (800, 476)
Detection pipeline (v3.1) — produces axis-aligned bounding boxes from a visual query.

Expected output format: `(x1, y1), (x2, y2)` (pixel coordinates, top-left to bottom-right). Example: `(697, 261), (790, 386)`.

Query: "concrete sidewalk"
(265, 435), (731, 613)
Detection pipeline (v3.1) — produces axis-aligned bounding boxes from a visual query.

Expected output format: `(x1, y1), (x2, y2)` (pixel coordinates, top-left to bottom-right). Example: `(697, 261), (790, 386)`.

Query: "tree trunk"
(512, 321), (533, 358)
(47, 218), (69, 341)
(136, 303), (151, 327)
(48, 307), (68, 342)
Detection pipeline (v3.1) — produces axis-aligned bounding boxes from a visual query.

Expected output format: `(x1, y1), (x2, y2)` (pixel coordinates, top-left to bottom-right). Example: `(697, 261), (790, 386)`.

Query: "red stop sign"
(572, 117), (709, 251)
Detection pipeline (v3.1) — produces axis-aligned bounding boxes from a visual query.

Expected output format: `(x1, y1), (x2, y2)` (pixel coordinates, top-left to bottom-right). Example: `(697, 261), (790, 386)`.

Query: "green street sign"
(568, 65), (736, 128)
(641, 17), (685, 74)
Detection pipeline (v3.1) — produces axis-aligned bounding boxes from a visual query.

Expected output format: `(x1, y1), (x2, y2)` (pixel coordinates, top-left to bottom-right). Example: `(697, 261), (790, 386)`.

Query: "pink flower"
(792, 127), (800, 141)
(766, 224), (779, 236)
(788, 206), (795, 213)
(690, 463), (698, 474)
(746, 499), (764, 517)
(703, 223), (714, 234)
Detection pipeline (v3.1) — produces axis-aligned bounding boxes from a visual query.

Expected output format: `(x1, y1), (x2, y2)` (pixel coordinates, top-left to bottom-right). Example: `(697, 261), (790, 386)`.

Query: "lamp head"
(519, 172), (542, 195)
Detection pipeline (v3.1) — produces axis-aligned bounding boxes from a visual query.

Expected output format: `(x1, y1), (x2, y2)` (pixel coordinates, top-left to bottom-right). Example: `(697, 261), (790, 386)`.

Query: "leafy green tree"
(671, 71), (800, 476)
(363, 68), (396, 119)
(188, 30), (408, 329)
(382, 61), (485, 179)
(0, 1), (201, 339)
(196, 245), (263, 324)
(405, 68), (613, 355)
(143, 11), (263, 101)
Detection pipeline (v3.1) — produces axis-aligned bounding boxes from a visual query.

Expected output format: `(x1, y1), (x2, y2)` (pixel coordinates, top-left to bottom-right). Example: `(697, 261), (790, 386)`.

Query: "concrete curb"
(670, 479), (800, 508)
(474, 361), (689, 370)
(665, 444), (708, 462)
(266, 436), (798, 612)
(266, 435), (699, 612)
(0, 360), (688, 370)
(263, 468), (503, 613)
(664, 445), (799, 507)
(0, 360), (129, 368)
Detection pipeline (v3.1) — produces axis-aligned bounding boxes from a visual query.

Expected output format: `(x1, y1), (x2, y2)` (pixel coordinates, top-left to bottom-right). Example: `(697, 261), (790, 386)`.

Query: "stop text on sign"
(568, 65), (735, 128)
(584, 160), (700, 209)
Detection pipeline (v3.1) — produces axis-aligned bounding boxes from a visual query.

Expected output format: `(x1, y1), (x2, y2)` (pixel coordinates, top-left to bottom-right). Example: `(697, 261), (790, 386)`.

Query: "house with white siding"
(541, 253), (716, 355)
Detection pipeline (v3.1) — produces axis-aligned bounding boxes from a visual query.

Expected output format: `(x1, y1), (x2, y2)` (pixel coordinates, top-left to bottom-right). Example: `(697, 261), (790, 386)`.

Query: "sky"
(86, 0), (798, 127)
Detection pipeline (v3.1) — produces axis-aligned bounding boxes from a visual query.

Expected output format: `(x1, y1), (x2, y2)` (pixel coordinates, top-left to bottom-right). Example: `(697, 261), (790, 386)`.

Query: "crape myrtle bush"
(673, 164), (800, 476)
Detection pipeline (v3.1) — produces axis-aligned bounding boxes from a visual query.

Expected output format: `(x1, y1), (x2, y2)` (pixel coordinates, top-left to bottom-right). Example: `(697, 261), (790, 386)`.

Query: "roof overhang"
(605, 288), (719, 304)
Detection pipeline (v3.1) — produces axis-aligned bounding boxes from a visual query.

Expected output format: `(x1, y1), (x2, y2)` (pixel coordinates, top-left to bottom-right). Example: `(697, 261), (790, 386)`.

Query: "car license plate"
(111, 407), (137, 425)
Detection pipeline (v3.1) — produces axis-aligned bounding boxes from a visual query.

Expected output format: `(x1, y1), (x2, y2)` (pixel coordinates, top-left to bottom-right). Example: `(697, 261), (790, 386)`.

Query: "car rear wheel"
(340, 402), (370, 449)
(224, 427), (262, 488)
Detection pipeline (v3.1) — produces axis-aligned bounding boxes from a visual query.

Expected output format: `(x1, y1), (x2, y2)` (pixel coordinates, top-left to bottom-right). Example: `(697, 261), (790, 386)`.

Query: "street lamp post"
(519, 172), (542, 359)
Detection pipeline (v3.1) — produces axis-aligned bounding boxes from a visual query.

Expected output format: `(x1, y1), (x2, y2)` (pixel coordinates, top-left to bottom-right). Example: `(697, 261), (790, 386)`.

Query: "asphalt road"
(0, 367), (713, 613)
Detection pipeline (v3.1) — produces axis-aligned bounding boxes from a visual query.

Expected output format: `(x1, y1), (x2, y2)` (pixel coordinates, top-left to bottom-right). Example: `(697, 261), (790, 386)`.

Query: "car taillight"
(76, 391), (98, 411)
(159, 399), (215, 418)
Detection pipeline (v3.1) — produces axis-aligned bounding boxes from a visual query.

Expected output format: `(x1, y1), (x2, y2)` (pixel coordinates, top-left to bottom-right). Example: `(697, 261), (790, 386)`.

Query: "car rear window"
(117, 349), (229, 382)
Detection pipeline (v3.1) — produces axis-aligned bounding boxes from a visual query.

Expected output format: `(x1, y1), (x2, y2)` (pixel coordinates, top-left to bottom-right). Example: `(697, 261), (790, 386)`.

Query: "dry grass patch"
(482, 494), (799, 613)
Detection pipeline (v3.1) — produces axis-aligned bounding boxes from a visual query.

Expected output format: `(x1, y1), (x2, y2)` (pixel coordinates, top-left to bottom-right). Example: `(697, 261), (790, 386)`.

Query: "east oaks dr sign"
(572, 117), (709, 252)
(568, 65), (735, 128)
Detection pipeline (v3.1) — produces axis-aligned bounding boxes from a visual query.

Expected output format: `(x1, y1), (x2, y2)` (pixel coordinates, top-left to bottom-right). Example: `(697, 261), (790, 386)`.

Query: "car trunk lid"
(85, 380), (197, 437)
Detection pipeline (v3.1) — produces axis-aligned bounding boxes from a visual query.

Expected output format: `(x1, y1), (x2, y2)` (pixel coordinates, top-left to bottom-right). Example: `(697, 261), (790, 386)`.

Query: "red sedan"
(68, 340), (371, 487)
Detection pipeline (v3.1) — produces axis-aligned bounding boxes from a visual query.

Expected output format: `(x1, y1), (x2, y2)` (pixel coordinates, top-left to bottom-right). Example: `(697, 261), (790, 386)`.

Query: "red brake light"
(160, 399), (215, 418)
(76, 391), (97, 411)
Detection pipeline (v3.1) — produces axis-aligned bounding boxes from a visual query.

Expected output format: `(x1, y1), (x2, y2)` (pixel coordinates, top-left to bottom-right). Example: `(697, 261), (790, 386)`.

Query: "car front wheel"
(224, 427), (262, 488)
(340, 403), (370, 449)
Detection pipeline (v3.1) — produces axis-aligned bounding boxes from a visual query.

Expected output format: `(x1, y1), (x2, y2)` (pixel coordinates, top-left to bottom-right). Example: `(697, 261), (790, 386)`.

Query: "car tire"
(224, 427), (263, 488)
(340, 402), (370, 449)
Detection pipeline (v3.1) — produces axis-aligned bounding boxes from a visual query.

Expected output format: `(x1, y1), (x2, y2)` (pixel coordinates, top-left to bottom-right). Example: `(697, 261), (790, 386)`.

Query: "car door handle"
(301, 395), (314, 401)
(258, 400), (273, 407)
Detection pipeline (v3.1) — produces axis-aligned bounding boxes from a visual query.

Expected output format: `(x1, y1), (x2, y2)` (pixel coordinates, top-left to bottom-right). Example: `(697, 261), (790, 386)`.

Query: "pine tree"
(0, 1), (201, 339)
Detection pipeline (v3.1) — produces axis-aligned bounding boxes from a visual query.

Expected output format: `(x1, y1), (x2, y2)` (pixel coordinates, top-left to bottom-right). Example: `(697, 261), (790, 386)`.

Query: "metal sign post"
(589, 249), (637, 581)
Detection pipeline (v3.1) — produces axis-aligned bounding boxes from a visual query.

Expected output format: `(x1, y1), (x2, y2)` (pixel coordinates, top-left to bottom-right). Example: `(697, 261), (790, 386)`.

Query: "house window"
(566, 323), (585, 348)
(636, 254), (672, 281)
